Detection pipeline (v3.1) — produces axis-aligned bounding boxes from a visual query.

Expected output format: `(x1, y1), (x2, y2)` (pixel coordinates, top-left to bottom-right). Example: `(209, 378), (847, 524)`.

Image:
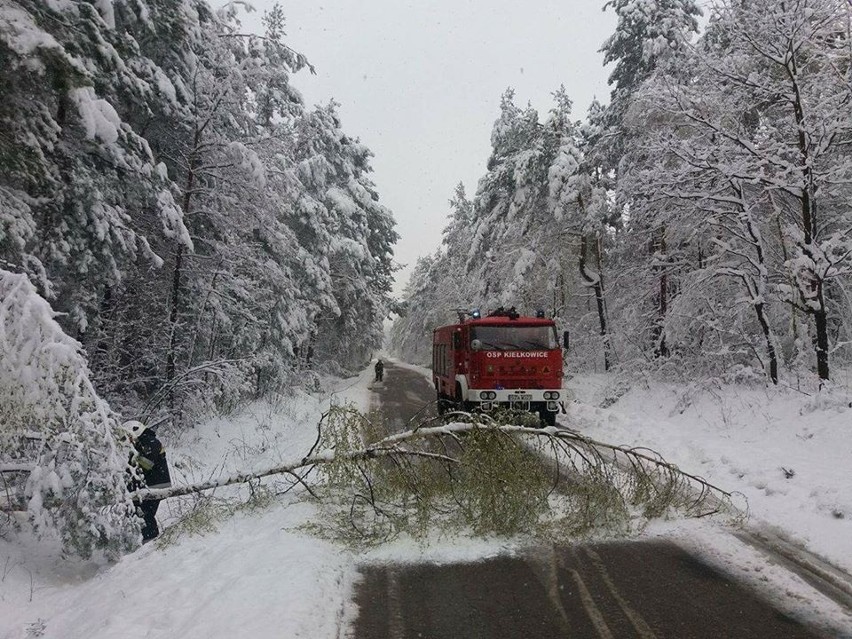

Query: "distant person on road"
(374, 359), (385, 382)
(125, 420), (172, 543)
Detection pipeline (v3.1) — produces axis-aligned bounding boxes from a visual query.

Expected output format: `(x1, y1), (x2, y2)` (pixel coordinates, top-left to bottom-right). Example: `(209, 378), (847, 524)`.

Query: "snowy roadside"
(562, 373), (852, 633)
(0, 371), (374, 639)
(563, 374), (852, 575)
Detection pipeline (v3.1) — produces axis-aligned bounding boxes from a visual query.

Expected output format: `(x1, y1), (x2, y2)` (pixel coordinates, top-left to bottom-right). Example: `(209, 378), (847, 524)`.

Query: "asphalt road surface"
(355, 361), (832, 639)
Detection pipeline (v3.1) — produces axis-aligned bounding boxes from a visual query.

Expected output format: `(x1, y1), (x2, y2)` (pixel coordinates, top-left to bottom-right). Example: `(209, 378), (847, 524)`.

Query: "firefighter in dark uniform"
(374, 359), (384, 382)
(124, 420), (172, 542)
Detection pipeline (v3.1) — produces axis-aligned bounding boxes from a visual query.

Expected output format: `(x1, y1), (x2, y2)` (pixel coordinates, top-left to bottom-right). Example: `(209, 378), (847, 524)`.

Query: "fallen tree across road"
(134, 406), (743, 542)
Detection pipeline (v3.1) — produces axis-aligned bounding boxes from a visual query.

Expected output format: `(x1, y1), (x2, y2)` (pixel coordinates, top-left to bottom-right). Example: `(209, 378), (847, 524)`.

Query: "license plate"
(508, 394), (532, 402)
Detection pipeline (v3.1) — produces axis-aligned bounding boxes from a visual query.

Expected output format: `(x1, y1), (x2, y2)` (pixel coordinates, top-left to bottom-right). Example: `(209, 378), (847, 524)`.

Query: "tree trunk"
(788, 52), (829, 382)
(577, 197), (612, 371)
(652, 227), (669, 358)
(594, 240), (611, 370)
(754, 301), (778, 385)
(814, 294), (830, 382)
(166, 127), (200, 406)
(166, 244), (184, 389)
(734, 183), (779, 385)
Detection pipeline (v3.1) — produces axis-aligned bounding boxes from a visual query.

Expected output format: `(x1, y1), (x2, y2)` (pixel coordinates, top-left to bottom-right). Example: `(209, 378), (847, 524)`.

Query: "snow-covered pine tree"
(290, 101), (398, 371)
(389, 254), (444, 365)
(590, 0), (703, 364)
(595, 0), (704, 364)
(0, 270), (138, 558)
(152, 3), (307, 410)
(467, 89), (559, 312)
(0, 0), (198, 418)
(600, 0), (702, 134)
(390, 183), (480, 364)
(0, 0), (188, 331)
(2, 0), (397, 427)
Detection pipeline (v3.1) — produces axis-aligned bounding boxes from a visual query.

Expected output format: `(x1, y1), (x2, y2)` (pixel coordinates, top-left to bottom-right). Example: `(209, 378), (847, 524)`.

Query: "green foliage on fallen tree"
(304, 405), (744, 545)
(138, 403), (743, 545)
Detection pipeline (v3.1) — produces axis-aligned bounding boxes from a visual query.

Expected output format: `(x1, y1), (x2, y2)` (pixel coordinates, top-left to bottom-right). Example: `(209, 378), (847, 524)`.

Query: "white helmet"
(122, 420), (147, 438)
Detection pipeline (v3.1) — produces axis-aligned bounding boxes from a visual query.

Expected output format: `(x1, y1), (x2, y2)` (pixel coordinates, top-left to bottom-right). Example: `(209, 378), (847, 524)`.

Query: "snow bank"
(565, 374), (852, 573)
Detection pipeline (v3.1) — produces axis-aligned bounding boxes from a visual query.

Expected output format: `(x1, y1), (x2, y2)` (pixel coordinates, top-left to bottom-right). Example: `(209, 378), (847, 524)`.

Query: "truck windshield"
(471, 326), (558, 351)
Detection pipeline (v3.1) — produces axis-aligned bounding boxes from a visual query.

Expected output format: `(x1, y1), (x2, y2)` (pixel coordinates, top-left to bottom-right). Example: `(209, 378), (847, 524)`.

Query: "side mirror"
(562, 331), (570, 350)
(471, 338), (482, 351)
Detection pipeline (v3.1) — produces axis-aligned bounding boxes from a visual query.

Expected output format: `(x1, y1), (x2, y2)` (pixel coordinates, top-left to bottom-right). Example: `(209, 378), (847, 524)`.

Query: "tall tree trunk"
(788, 51), (829, 382)
(166, 128), (200, 407)
(578, 222), (611, 370)
(166, 243), (184, 387)
(652, 227), (669, 358)
(754, 300), (779, 385)
(595, 235), (614, 368)
(814, 290), (830, 382)
(734, 182), (779, 385)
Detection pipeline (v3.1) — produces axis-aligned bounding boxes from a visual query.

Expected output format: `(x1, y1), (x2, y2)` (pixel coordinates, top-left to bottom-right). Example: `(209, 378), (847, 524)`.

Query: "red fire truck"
(432, 307), (565, 426)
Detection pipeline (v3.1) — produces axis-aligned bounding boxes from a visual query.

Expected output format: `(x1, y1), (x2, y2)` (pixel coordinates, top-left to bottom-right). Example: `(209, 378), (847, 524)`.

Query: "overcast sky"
(244, 1), (617, 294)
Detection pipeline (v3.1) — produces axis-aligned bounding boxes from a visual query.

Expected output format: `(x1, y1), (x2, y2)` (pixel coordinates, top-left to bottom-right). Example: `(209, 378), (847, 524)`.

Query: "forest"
(0, 0), (396, 555)
(391, 0), (852, 389)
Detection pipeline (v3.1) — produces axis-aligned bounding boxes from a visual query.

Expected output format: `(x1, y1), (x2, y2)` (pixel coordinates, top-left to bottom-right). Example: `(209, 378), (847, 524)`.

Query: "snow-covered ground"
(2, 364), (851, 638)
(564, 373), (852, 573)
(0, 368), (373, 639)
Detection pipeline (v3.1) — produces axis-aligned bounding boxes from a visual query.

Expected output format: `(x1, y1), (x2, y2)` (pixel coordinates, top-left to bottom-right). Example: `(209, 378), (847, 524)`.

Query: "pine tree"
(601, 0), (702, 121)
(0, 270), (139, 558)
(291, 102), (398, 370)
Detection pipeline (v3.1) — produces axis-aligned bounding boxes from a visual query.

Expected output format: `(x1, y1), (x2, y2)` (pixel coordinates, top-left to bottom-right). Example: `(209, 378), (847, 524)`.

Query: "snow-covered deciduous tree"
(0, 270), (138, 558)
(621, 0), (852, 382)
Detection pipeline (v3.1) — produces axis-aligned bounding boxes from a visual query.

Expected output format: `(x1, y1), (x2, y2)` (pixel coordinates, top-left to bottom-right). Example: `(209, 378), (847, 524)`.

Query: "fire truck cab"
(432, 307), (564, 426)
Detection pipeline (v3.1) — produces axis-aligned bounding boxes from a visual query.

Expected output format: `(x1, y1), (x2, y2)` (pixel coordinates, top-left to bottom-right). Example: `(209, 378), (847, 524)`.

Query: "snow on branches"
(0, 270), (138, 558)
